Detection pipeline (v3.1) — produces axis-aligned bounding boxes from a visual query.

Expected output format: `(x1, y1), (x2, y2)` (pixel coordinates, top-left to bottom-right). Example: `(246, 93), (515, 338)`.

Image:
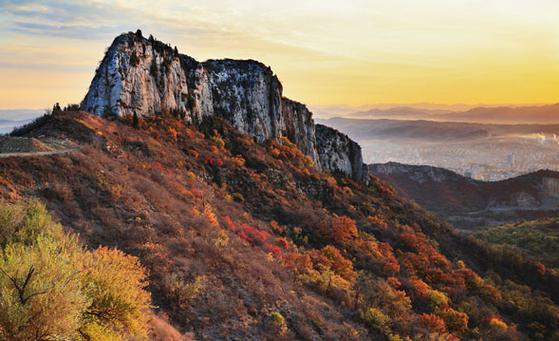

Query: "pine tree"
(52, 102), (62, 113)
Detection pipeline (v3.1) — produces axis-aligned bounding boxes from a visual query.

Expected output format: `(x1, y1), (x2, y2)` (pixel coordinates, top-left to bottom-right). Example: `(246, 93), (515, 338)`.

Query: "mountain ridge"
(341, 103), (559, 124)
(370, 162), (559, 229)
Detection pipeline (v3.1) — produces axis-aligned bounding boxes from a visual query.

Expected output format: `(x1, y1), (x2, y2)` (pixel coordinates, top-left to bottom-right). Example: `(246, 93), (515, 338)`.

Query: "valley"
(370, 162), (559, 230)
(321, 117), (559, 181)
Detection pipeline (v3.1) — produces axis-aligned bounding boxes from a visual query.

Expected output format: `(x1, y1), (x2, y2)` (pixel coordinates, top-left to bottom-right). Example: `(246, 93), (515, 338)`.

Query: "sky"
(0, 0), (558, 113)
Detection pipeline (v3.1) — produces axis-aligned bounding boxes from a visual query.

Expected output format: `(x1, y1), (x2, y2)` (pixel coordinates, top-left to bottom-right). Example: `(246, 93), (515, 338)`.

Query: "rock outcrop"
(316, 124), (367, 180)
(82, 31), (367, 181)
(280, 98), (320, 170)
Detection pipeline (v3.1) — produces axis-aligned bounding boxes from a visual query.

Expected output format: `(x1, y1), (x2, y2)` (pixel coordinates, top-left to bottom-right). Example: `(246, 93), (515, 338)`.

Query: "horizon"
(1, 1), (558, 111)
(2, 102), (559, 122)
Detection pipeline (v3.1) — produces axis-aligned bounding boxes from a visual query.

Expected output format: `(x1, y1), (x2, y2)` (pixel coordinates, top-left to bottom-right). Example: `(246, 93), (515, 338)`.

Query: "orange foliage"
(419, 313), (447, 334)
(230, 156), (245, 167)
(367, 215), (388, 229)
(378, 242), (400, 274)
(270, 148), (281, 158)
(308, 245), (357, 283)
(331, 216), (358, 244)
(167, 127), (178, 141)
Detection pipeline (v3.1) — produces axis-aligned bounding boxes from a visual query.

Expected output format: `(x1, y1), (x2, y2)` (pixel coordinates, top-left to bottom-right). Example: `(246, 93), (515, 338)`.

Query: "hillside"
(0, 111), (557, 340)
(476, 218), (559, 270)
(370, 162), (559, 229)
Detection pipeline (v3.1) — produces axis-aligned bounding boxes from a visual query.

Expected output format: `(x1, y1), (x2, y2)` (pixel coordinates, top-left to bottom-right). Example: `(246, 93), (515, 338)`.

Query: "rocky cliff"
(316, 124), (367, 180)
(82, 31), (366, 180)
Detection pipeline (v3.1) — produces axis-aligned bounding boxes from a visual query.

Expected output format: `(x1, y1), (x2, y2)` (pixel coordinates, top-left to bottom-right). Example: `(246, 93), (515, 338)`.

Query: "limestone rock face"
(281, 98), (321, 170)
(82, 32), (367, 181)
(316, 124), (367, 181)
(202, 59), (283, 143)
(82, 34), (191, 118)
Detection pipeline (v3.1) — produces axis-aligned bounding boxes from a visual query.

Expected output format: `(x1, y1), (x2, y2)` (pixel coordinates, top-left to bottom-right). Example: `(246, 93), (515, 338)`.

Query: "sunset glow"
(1, 0), (558, 110)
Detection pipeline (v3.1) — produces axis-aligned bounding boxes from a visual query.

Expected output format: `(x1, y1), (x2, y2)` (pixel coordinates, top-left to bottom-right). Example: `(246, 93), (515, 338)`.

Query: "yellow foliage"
(211, 133), (225, 149)
(165, 274), (205, 308)
(361, 307), (391, 334)
(0, 200), (152, 341)
(204, 204), (219, 227)
(489, 317), (508, 330)
(269, 311), (287, 336)
(214, 229), (229, 247)
(79, 247), (151, 339)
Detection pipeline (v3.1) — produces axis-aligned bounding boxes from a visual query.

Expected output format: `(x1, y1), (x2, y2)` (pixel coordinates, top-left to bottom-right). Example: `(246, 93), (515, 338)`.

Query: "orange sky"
(0, 0), (558, 111)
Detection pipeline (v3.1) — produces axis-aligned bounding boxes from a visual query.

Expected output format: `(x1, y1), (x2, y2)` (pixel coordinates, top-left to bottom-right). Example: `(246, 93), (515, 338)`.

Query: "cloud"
(0, 0), (128, 39)
(8, 21), (124, 39)
(0, 61), (90, 72)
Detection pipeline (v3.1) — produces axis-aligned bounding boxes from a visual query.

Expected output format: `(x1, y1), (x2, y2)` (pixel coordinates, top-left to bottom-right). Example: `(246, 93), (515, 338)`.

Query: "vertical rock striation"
(82, 31), (367, 181)
(315, 124), (367, 181)
(280, 98), (321, 170)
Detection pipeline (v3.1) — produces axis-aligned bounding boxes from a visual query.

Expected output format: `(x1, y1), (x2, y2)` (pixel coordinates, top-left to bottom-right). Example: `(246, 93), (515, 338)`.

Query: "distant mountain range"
(318, 117), (559, 142)
(0, 118), (34, 134)
(0, 109), (42, 134)
(347, 103), (559, 124)
(370, 162), (559, 230)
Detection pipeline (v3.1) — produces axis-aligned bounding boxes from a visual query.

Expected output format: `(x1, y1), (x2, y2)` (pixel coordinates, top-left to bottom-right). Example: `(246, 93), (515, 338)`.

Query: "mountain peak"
(81, 32), (368, 181)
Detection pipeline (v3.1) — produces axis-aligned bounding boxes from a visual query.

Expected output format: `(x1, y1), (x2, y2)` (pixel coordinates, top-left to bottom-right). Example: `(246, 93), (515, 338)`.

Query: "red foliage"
(204, 156), (223, 167)
(536, 262), (546, 275)
(276, 237), (289, 250)
(223, 215), (236, 230)
(265, 243), (282, 256)
(239, 223), (269, 243)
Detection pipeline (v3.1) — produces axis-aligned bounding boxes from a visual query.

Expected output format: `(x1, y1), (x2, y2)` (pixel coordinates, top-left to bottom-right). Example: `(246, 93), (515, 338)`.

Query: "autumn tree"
(317, 215), (358, 245)
(0, 200), (151, 341)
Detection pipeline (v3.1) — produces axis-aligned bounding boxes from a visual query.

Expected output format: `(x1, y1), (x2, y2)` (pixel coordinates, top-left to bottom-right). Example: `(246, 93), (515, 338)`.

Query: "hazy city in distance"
(317, 104), (559, 181)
